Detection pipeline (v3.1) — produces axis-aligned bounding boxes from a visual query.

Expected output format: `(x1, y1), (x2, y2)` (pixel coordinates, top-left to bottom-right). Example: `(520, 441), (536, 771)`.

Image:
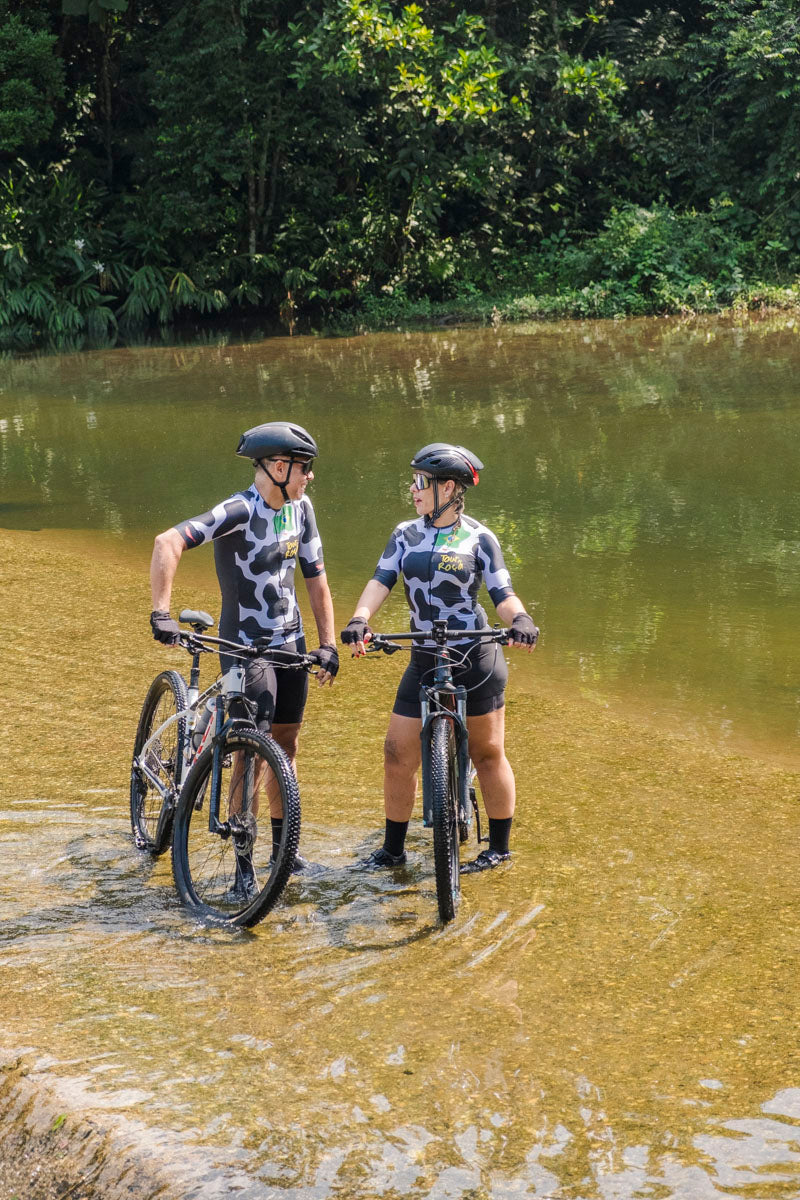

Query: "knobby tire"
(130, 670), (188, 856)
(430, 716), (461, 923)
(171, 726), (301, 928)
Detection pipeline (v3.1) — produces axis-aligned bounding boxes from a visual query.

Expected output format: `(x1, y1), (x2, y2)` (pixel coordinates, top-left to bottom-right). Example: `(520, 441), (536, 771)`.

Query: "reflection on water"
(2, 312), (800, 760)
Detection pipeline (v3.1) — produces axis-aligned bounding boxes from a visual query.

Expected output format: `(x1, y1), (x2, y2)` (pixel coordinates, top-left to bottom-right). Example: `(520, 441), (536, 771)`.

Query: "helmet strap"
(258, 457), (291, 505)
(425, 480), (457, 526)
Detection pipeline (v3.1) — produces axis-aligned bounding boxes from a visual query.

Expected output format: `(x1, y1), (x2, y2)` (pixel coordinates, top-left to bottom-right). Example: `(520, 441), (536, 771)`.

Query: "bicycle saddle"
(178, 608), (215, 631)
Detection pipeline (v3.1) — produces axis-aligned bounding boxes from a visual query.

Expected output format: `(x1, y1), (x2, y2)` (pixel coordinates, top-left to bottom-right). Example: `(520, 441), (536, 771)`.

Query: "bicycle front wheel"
(130, 670), (188, 855)
(430, 716), (461, 923)
(171, 726), (301, 927)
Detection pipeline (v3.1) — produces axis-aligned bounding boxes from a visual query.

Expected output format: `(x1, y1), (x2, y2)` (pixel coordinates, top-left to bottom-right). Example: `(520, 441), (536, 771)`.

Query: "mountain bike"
(365, 620), (510, 923)
(130, 608), (314, 927)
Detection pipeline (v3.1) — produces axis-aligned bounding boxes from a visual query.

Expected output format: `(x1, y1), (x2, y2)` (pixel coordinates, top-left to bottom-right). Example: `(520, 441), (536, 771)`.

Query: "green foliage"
(62, 0), (128, 15)
(0, 165), (116, 345)
(0, 12), (64, 157)
(3, 0), (800, 346)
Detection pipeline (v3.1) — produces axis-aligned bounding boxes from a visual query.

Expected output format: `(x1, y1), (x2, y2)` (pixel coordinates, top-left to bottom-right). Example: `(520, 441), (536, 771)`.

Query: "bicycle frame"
(134, 632), (311, 812)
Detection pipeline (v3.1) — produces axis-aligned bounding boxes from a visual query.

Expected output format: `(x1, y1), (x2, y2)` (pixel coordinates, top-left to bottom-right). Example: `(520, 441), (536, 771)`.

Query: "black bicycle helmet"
(235, 421), (318, 461)
(410, 443), (483, 486)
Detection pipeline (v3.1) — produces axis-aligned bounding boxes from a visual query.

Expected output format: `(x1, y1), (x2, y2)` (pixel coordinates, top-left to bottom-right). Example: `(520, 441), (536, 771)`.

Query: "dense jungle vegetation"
(2, 0), (800, 346)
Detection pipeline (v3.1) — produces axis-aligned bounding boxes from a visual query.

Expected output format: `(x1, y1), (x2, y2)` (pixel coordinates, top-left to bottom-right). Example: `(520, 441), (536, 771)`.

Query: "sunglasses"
(412, 472), (433, 490)
(268, 457), (315, 475)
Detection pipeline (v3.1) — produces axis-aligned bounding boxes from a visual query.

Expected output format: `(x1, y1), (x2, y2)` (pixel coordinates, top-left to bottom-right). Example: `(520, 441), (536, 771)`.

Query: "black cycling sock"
(271, 817), (283, 859)
(383, 819), (409, 857)
(488, 817), (512, 855)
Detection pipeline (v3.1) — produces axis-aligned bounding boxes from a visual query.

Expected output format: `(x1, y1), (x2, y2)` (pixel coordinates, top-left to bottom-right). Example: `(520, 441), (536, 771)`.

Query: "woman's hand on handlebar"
(340, 616), (372, 658)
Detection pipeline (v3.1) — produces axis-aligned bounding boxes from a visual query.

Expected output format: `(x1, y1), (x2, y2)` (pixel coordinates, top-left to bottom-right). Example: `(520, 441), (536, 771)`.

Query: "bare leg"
(227, 722), (300, 821)
(383, 713), (422, 821)
(460, 708), (515, 872)
(466, 708), (515, 818)
(268, 722), (301, 818)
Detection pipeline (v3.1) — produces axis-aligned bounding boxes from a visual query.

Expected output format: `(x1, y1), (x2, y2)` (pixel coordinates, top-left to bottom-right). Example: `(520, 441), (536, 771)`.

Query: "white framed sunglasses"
(412, 472), (433, 490)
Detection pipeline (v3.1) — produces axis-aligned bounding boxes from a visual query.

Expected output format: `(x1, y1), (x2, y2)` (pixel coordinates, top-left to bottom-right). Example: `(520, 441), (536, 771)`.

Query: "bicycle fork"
(420, 686), (470, 830)
(206, 662), (257, 839)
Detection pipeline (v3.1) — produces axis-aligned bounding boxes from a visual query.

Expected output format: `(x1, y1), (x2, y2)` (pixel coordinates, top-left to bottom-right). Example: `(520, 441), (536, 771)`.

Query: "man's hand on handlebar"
(308, 643), (339, 686)
(150, 610), (181, 646)
(509, 611), (539, 652)
(340, 616), (373, 658)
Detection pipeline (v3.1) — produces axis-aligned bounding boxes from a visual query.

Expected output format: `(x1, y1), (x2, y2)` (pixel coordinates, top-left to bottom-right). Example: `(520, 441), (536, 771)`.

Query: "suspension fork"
(207, 695), (227, 834)
(207, 662), (247, 835)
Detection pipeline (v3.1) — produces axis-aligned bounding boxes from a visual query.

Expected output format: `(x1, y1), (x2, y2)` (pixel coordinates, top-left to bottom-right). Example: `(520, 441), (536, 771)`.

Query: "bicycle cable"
(414, 637), (504, 701)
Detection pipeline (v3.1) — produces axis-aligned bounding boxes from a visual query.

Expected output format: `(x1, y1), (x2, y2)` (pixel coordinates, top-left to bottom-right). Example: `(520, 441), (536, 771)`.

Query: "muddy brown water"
(1, 314), (800, 1198)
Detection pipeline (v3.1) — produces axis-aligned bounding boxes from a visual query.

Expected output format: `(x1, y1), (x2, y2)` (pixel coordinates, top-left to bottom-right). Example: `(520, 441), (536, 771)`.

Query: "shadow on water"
(284, 862), (441, 952)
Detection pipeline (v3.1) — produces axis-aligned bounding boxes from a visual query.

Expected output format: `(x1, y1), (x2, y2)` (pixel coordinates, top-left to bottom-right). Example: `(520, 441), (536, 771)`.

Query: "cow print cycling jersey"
(174, 486), (324, 647)
(372, 514), (515, 635)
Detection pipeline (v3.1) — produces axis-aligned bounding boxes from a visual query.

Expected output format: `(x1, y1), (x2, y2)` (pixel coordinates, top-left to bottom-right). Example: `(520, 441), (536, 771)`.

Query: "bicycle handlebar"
(365, 626), (510, 655)
(178, 629), (316, 670)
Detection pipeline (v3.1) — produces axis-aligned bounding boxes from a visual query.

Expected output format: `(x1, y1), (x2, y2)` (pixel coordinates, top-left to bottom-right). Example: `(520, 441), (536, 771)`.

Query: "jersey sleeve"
(298, 497), (325, 579)
(476, 529), (515, 606)
(372, 526), (404, 590)
(174, 493), (250, 549)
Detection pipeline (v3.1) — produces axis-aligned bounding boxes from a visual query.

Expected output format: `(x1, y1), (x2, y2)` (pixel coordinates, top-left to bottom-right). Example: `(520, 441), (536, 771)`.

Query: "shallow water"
(2, 315), (800, 1197)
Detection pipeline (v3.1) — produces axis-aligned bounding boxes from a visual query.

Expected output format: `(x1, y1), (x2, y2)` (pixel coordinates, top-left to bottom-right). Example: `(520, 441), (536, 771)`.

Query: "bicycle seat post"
(188, 648), (203, 693)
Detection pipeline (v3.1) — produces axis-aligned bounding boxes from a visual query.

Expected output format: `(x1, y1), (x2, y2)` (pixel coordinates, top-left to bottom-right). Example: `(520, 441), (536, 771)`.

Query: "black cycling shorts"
(392, 639), (507, 720)
(223, 637), (309, 732)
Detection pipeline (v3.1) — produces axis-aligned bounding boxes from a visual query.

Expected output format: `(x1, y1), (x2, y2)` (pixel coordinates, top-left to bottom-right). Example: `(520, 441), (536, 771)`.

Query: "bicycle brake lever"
(365, 640), (401, 655)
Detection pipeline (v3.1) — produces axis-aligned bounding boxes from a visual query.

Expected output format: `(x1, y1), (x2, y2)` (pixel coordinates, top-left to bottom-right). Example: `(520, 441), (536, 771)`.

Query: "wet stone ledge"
(0, 1054), (176, 1200)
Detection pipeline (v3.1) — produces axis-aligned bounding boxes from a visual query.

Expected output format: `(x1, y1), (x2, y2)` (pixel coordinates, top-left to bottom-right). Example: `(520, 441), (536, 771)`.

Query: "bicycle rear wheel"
(130, 670), (188, 855)
(430, 716), (461, 923)
(171, 726), (301, 927)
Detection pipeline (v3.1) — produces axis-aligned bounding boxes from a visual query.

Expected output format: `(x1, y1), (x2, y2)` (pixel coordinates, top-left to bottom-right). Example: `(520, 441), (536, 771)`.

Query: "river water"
(2, 313), (800, 1198)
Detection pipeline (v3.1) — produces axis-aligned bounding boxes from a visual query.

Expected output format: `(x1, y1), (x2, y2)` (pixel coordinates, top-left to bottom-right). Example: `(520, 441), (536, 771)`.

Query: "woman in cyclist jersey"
(341, 442), (538, 873)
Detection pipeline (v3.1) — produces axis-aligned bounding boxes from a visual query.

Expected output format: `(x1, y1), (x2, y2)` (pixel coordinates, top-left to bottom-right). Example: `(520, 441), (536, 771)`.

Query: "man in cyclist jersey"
(149, 420), (337, 871)
(341, 442), (537, 874)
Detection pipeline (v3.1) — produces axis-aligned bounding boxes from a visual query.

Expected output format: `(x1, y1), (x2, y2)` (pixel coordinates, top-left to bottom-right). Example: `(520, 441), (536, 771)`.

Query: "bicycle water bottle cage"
(179, 608), (215, 631)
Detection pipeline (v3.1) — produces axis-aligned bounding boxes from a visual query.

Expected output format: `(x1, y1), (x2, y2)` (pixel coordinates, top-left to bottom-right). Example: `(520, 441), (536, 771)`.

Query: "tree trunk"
(262, 145), (282, 241)
(100, 18), (113, 185)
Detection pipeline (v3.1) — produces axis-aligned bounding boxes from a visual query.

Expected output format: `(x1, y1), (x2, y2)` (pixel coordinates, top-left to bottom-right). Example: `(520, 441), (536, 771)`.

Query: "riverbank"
(8, 280), (800, 354)
(325, 276), (800, 336)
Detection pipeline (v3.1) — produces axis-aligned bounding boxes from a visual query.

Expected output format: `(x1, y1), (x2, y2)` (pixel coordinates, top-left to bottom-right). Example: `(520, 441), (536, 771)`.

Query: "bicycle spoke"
(130, 671), (188, 856)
